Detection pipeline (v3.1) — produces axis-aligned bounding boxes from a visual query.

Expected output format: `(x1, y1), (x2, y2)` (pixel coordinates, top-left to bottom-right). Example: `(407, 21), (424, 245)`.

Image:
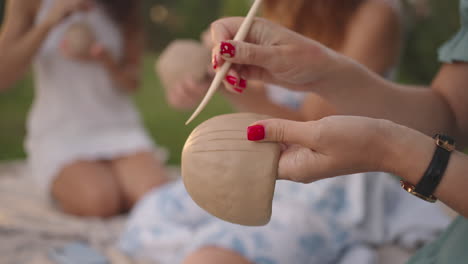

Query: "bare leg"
(52, 160), (124, 217)
(110, 151), (169, 209)
(183, 247), (253, 264)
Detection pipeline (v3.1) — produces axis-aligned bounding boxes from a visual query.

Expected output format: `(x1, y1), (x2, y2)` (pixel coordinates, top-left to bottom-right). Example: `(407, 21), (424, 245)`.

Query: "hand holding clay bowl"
(182, 113), (281, 226)
(61, 22), (96, 59)
(156, 39), (212, 92)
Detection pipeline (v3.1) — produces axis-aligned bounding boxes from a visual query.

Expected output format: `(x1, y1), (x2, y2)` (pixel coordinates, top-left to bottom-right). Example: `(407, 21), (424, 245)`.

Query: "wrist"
(381, 122), (434, 184)
(313, 53), (371, 98)
(370, 119), (401, 172)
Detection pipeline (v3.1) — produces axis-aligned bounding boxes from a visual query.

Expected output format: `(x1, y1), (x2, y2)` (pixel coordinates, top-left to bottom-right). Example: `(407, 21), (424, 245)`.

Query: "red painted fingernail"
(220, 41), (236, 58)
(212, 55), (218, 70)
(239, 79), (247, 89)
(234, 87), (244, 93)
(226, 75), (238, 86)
(247, 125), (265, 141)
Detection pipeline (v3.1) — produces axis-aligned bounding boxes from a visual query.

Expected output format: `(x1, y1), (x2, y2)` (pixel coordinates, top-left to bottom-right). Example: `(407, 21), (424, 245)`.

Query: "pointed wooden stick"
(185, 0), (263, 125)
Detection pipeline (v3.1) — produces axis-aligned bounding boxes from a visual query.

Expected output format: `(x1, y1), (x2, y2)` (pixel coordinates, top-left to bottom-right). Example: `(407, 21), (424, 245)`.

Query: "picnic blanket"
(0, 161), (162, 264)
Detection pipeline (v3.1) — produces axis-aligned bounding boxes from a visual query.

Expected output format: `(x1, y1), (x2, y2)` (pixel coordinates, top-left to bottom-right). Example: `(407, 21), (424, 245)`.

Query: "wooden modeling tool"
(185, 0), (263, 125)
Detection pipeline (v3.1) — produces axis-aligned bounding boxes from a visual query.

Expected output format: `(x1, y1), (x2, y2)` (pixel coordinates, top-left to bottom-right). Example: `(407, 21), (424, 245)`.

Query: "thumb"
(218, 40), (277, 69)
(247, 119), (316, 148)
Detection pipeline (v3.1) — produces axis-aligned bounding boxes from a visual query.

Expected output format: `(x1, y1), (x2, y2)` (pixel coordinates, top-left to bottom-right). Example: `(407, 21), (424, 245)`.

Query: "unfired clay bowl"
(63, 23), (95, 58)
(156, 39), (211, 90)
(182, 113), (280, 226)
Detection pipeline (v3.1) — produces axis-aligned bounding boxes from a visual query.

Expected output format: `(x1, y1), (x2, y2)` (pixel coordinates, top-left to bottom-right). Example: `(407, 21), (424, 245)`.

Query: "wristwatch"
(401, 134), (455, 203)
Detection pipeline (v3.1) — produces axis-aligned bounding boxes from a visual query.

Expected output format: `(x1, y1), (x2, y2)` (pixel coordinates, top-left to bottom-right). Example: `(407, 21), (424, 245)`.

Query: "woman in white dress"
(0, 0), (169, 217)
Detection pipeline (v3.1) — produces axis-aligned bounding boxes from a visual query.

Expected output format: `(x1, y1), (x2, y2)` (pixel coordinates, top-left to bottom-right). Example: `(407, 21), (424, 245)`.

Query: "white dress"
(26, 0), (155, 194)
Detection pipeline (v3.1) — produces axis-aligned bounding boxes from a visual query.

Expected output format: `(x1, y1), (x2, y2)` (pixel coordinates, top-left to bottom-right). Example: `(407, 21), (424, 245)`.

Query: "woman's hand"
(167, 77), (212, 110)
(165, 59), (217, 110)
(210, 17), (349, 92)
(247, 116), (421, 183)
(200, 28), (214, 49)
(43, 0), (93, 27)
(90, 43), (140, 93)
(249, 112), (468, 219)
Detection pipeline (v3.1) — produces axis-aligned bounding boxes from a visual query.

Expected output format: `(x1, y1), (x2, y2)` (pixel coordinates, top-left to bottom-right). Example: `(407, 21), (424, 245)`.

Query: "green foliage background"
(0, 0), (462, 164)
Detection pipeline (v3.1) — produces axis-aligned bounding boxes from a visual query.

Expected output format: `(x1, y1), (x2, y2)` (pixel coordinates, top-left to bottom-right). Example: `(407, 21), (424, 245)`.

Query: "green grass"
(0, 53), (233, 165)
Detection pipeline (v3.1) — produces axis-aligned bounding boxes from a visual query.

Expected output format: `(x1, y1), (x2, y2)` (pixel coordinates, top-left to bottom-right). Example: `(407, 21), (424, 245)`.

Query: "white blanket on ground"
(0, 161), (163, 264)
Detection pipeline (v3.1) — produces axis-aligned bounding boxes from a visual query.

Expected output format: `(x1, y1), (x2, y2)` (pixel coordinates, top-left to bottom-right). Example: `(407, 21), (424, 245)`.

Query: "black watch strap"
(414, 134), (454, 198)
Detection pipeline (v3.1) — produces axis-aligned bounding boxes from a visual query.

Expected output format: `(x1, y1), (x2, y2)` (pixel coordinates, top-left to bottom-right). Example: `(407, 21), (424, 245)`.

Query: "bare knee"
(52, 161), (124, 218)
(65, 187), (122, 217)
(183, 246), (252, 264)
(111, 152), (170, 207)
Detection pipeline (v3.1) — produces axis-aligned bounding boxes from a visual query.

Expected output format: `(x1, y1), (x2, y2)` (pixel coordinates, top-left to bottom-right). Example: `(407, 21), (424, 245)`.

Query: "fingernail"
(247, 125), (265, 141)
(212, 55), (218, 70)
(226, 75), (238, 86)
(239, 79), (247, 89)
(220, 41), (236, 58)
(234, 87), (244, 94)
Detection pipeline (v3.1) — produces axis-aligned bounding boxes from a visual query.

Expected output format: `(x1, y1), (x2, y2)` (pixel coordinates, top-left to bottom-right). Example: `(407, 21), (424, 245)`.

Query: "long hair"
(262, 0), (364, 50)
(98, 0), (141, 30)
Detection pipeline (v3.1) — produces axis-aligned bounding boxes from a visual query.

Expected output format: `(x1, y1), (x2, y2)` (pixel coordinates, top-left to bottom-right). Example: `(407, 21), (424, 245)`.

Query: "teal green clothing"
(409, 1), (468, 263)
(439, 0), (468, 62)
(407, 216), (468, 264)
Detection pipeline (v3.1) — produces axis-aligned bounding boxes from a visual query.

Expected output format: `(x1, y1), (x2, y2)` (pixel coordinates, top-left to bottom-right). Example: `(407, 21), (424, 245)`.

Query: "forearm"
(315, 59), (456, 140)
(0, 21), (53, 91)
(112, 28), (144, 93)
(95, 47), (142, 93)
(222, 87), (304, 121)
(110, 66), (141, 93)
(383, 122), (468, 217)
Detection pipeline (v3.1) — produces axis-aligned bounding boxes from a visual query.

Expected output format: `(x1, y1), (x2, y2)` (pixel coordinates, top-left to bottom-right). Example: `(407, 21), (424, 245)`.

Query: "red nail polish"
(239, 79), (247, 89)
(220, 41), (236, 58)
(212, 55), (218, 70)
(234, 87), (244, 93)
(247, 125), (265, 141)
(226, 75), (238, 86)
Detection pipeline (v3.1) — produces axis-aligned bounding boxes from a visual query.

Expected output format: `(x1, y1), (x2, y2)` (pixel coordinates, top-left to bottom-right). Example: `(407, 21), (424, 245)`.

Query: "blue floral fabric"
(117, 172), (450, 264)
(118, 178), (365, 264)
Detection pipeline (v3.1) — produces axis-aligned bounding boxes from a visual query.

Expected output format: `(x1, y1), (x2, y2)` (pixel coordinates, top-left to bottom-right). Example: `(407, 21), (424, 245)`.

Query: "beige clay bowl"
(182, 113), (280, 226)
(63, 22), (95, 58)
(156, 39), (211, 90)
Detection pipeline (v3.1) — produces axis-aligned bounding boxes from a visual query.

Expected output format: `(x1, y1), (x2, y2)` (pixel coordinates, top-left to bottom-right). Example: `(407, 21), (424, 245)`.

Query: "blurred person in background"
(168, 0), (403, 121)
(0, 0), (169, 217)
(222, 0), (403, 120)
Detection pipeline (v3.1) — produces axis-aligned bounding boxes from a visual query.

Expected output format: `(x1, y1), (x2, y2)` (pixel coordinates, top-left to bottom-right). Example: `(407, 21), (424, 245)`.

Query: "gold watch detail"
(400, 180), (437, 203)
